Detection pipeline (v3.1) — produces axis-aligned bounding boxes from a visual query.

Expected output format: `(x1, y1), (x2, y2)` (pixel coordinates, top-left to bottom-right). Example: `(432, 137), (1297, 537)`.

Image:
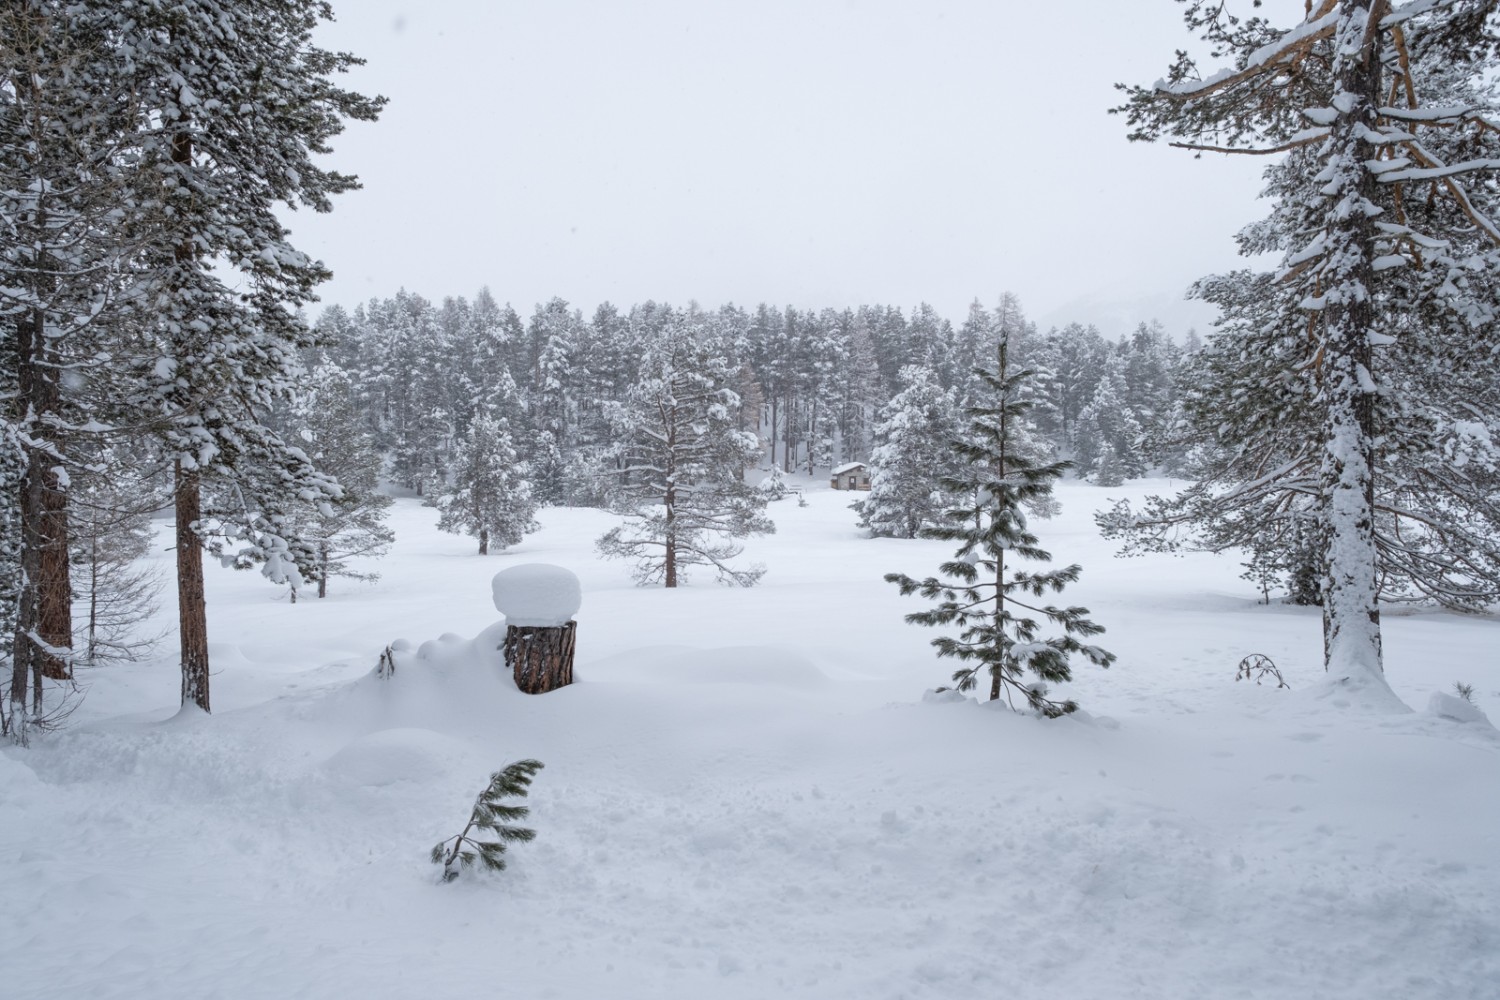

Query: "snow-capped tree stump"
(492, 564), (583, 695)
(504, 622), (577, 694)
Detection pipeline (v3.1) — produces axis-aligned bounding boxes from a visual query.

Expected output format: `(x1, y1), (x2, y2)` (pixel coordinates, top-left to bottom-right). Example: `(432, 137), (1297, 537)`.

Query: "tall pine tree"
(1115, 1), (1500, 690)
(112, 0), (384, 711)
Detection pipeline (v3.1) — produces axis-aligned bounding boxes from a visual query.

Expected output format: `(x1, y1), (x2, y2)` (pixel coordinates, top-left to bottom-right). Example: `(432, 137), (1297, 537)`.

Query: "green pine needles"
(431, 759), (544, 882)
(887, 337), (1115, 717)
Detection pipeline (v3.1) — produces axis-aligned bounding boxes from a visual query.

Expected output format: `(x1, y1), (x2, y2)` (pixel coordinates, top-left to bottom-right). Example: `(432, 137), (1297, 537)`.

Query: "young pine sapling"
(431, 759), (543, 882)
(887, 337), (1114, 717)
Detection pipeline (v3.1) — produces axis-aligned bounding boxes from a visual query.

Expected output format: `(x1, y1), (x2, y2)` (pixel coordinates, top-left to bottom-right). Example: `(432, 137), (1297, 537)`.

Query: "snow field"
(2, 479), (1497, 999)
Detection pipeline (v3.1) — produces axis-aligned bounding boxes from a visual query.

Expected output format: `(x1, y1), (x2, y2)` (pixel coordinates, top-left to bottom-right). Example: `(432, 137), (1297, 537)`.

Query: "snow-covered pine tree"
(387, 296), (453, 495)
(950, 300), (994, 402)
(855, 365), (961, 539)
(598, 312), (772, 587)
(525, 298), (581, 505)
(1122, 321), (1183, 470)
(835, 314), (881, 463)
(1024, 323), (1111, 452)
(803, 310), (845, 475)
(1073, 354), (1146, 483)
(888, 338), (1114, 716)
(1115, 1), (1500, 687)
(562, 301), (641, 506)
(109, 0), (383, 711)
(1, 2), (144, 701)
(436, 410), (537, 556)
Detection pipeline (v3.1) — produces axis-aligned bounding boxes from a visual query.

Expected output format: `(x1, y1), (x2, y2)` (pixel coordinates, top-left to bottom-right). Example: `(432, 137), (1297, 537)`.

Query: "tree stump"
(504, 621), (576, 694)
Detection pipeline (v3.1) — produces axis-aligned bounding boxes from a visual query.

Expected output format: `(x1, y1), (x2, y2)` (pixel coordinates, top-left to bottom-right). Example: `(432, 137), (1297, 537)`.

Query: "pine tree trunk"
(317, 542), (328, 599)
(664, 493), (677, 588)
(504, 621), (577, 694)
(1318, 6), (1384, 684)
(769, 398), (778, 467)
(479, 527), (489, 556)
(176, 461), (211, 713)
(11, 457), (43, 715)
(784, 390), (795, 473)
(167, 122), (210, 712)
(88, 538), (100, 662)
(806, 397), (818, 476)
(15, 277), (73, 687)
(664, 418), (678, 588)
(992, 340), (1008, 703)
(36, 458), (72, 681)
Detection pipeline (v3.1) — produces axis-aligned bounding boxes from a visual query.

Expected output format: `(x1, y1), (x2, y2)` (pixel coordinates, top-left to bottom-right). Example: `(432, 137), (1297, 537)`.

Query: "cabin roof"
(831, 462), (867, 475)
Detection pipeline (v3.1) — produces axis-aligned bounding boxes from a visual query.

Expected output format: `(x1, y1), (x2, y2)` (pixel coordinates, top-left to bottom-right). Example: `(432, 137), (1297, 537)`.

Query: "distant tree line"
(309, 289), (1199, 499)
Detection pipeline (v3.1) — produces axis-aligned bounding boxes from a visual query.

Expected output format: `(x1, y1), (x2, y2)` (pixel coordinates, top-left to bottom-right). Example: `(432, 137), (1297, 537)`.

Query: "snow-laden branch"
(1169, 127), (1330, 156)
(1155, 3), (1339, 101)
(1381, 0), (1466, 28)
(1374, 157), (1500, 182)
(1378, 105), (1496, 127)
(1398, 140), (1500, 245)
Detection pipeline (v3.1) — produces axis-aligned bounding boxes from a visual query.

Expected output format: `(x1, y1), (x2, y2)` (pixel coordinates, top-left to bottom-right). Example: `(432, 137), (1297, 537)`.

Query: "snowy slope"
(2, 480), (1497, 1000)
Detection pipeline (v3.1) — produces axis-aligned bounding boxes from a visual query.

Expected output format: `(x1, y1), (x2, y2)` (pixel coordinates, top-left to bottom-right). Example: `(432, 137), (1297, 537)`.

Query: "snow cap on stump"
(492, 564), (582, 627)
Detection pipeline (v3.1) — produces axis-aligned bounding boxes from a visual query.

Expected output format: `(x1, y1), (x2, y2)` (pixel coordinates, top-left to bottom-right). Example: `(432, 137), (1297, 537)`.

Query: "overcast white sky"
(289, 1), (1302, 338)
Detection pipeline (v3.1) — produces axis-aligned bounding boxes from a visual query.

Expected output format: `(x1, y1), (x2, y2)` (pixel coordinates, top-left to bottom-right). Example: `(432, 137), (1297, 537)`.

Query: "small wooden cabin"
(831, 462), (871, 491)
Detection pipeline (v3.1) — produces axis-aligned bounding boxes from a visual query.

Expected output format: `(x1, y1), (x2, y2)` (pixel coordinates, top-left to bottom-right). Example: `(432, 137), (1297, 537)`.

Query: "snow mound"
(389, 620), (510, 677)
(1425, 692), (1494, 727)
(921, 687), (973, 704)
(322, 727), (473, 786)
(491, 563), (582, 626)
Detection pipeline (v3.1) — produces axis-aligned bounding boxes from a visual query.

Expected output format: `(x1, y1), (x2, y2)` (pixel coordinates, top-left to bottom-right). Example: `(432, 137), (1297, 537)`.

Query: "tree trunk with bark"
(784, 389), (795, 473)
(176, 461), (210, 712)
(504, 621), (577, 694)
(13, 303), (73, 694)
(1318, 6), (1384, 683)
(168, 124), (211, 713)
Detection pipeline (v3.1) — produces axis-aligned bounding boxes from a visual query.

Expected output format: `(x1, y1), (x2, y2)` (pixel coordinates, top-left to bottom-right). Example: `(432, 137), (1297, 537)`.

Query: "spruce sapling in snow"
(432, 759), (543, 882)
(887, 338), (1114, 717)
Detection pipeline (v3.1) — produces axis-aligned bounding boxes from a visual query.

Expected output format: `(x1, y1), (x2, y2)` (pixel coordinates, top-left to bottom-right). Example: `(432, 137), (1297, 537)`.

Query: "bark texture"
(504, 622), (577, 695)
(176, 462), (210, 712)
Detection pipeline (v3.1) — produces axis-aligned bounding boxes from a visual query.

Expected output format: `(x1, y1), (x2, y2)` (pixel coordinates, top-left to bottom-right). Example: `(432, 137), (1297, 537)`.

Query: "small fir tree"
(887, 339), (1115, 716)
(757, 464), (794, 502)
(431, 759), (543, 882)
(436, 413), (538, 555)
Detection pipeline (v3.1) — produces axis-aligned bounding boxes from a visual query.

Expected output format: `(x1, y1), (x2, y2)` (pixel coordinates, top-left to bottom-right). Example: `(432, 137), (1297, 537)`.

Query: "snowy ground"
(3, 478), (1498, 1000)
